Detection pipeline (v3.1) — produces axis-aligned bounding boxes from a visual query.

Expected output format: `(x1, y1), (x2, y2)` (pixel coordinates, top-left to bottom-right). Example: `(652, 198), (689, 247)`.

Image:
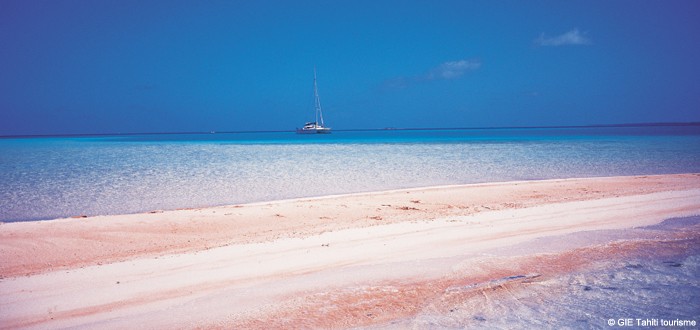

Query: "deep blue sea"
(1, 126), (699, 222)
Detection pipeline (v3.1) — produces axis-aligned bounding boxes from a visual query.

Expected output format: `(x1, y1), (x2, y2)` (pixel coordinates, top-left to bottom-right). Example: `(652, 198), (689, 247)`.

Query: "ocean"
(1, 125), (699, 222)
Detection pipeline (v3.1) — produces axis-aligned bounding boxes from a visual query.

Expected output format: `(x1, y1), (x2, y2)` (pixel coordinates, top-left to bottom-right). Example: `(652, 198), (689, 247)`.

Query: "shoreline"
(5, 173), (693, 224)
(1, 173), (699, 328)
(2, 174), (699, 278)
(7, 173), (700, 225)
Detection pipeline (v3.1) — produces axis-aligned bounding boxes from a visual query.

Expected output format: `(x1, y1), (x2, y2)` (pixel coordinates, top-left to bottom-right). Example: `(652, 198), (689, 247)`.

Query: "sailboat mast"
(314, 67), (324, 126)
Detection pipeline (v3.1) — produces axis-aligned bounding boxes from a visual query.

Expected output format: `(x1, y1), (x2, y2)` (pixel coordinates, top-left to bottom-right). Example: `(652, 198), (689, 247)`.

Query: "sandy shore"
(1, 174), (699, 328)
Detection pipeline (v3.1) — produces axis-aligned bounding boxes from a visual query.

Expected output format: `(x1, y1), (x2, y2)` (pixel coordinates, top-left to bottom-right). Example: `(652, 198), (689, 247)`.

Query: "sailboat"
(296, 68), (331, 134)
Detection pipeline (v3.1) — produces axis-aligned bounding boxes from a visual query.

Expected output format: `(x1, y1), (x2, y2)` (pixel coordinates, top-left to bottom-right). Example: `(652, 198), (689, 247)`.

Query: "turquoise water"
(1, 126), (699, 222)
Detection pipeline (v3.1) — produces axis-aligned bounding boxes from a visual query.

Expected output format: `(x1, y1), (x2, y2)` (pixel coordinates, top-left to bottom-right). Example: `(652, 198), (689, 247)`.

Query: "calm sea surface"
(1, 126), (699, 222)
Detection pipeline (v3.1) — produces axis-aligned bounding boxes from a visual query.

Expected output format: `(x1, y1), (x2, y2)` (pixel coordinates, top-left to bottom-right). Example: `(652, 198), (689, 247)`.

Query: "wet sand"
(1, 174), (699, 328)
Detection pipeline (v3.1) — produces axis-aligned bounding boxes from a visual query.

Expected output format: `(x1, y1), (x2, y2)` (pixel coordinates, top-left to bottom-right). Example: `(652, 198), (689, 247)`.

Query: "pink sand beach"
(1, 174), (699, 328)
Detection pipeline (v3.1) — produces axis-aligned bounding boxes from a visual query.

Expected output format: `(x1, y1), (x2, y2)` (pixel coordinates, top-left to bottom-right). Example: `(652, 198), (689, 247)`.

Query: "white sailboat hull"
(296, 126), (332, 134)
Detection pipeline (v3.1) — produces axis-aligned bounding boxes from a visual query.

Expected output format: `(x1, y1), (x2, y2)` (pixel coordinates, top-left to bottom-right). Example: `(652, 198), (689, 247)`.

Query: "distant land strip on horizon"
(1, 122), (699, 139)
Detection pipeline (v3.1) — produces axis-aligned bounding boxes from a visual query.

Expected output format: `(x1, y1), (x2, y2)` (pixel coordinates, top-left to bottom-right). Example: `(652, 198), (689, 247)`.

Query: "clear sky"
(1, 0), (699, 135)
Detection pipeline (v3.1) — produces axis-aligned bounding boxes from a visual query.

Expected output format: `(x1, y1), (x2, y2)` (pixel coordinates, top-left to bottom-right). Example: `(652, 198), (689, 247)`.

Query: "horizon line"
(1, 121), (699, 139)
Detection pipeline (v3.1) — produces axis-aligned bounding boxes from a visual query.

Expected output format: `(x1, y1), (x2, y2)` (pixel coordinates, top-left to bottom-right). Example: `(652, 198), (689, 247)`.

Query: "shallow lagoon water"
(1, 126), (699, 222)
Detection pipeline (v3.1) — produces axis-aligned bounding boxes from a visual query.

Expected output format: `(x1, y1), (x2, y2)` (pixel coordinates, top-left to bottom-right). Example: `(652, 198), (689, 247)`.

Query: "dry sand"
(1, 174), (699, 328)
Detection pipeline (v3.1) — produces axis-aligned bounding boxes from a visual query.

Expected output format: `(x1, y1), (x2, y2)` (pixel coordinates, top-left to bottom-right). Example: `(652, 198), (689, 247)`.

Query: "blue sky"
(1, 0), (699, 135)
